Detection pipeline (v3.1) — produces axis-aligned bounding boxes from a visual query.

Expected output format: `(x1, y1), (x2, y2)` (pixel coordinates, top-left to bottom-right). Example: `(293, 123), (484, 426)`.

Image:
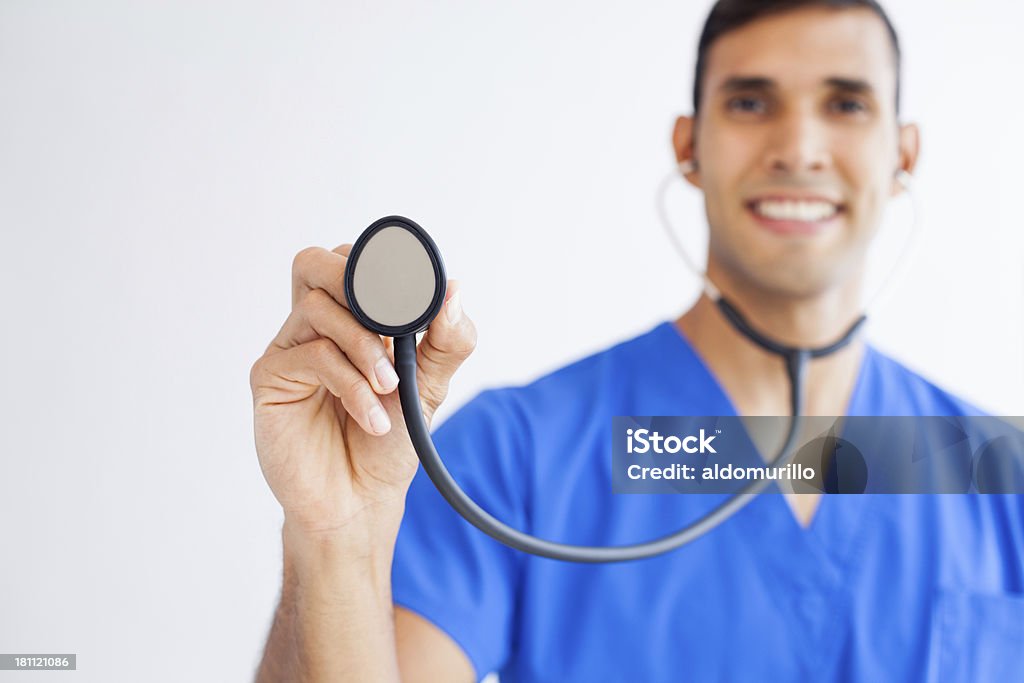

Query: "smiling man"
(670, 0), (919, 528)
(251, 1), (1024, 682)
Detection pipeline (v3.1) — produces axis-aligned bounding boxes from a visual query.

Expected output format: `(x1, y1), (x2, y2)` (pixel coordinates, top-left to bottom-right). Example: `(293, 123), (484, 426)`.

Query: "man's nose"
(763, 109), (832, 175)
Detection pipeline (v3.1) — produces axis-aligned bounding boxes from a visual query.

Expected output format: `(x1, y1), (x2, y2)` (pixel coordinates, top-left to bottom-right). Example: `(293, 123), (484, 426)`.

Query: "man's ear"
(672, 115), (702, 189)
(893, 122), (920, 196)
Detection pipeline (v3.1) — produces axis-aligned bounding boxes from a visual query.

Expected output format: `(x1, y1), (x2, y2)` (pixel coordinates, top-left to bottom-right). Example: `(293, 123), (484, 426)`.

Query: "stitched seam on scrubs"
(493, 386), (535, 659)
(842, 343), (875, 417)
(491, 387), (536, 537)
(813, 497), (881, 677)
(938, 590), (958, 682)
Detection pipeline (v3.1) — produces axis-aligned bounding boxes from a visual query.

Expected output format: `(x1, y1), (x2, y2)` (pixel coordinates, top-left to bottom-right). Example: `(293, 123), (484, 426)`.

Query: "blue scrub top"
(391, 321), (1024, 682)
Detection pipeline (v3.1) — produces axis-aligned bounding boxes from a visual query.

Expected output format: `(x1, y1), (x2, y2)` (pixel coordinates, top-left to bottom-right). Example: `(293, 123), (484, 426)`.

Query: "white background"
(0, 1), (1021, 681)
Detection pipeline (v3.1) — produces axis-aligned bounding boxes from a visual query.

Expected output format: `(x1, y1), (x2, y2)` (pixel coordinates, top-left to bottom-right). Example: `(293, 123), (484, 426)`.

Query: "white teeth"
(753, 199), (838, 222)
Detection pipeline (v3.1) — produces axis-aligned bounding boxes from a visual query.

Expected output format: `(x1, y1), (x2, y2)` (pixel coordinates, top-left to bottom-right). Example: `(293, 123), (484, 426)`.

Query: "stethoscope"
(342, 163), (918, 563)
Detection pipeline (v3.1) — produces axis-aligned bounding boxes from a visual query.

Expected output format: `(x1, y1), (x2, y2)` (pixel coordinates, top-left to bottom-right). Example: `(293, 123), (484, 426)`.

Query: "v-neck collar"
(654, 318), (884, 674)
(654, 318), (879, 537)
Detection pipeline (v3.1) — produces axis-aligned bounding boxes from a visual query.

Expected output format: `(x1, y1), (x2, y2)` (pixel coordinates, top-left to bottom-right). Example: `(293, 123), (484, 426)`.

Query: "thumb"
(414, 279), (477, 423)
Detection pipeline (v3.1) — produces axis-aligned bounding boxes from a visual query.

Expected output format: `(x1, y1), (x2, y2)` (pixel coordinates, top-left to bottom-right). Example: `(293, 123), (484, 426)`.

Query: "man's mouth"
(745, 196), (845, 235)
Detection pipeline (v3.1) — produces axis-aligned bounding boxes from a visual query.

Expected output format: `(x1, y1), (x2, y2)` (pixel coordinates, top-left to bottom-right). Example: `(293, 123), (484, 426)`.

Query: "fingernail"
(445, 289), (462, 324)
(375, 357), (399, 391)
(368, 405), (391, 434)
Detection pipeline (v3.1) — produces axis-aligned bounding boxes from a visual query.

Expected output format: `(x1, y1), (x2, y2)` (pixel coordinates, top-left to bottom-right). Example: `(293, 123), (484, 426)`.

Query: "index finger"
(290, 243), (353, 310)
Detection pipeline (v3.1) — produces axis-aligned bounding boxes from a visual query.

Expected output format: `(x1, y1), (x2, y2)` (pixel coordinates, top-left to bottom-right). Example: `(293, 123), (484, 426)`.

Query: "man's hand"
(249, 243), (477, 538)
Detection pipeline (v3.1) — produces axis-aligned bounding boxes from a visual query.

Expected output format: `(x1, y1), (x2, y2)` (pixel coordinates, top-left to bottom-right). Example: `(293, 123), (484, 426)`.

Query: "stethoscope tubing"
(352, 200), (880, 562)
(396, 327), (837, 563)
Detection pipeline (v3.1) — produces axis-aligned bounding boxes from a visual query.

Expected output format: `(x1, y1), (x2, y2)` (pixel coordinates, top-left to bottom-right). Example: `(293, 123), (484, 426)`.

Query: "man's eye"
(829, 98), (868, 115)
(726, 96), (767, 114)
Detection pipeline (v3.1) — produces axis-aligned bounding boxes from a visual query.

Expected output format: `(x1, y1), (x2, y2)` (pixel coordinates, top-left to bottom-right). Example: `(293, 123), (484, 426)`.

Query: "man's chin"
(709, 229), (865, 298)
(749, 263), (860, 301)
(715, 255), (857, 301)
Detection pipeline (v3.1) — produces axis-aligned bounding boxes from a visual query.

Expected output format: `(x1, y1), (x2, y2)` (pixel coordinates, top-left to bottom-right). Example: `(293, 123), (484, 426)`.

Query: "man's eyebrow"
(716, 76), (877, 96)
(825, 77), (875, 95)
(718, 76), (776, 93)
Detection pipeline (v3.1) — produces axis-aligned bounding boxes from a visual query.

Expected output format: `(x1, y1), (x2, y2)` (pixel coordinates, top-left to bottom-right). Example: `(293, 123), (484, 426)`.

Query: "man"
(250, 1), (1024, 681)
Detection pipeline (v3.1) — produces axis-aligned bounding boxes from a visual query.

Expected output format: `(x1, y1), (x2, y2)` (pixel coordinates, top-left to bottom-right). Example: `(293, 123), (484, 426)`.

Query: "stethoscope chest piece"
(343, 215), (447, 337)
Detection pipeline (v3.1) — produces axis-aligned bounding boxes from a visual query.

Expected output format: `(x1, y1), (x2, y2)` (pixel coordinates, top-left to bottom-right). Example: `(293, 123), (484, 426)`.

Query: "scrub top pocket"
(928, 588), (1024, 683)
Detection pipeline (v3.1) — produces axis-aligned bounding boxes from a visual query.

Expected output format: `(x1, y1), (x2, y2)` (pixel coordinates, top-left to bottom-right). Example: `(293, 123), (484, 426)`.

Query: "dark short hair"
(693, 0), (902, 115)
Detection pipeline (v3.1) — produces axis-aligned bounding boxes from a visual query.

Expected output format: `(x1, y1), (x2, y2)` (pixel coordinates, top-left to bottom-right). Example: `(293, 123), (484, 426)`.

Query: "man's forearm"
(255, 520), (402, 683)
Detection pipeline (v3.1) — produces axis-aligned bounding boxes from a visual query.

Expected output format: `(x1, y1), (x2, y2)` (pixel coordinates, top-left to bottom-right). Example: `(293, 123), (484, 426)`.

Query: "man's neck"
(675, 271), (870, 529)
(675, 278), (867, 417)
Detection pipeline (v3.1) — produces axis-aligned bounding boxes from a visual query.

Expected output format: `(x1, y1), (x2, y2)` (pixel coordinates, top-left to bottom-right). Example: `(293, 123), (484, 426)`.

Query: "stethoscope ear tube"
(394, 333), (810, 563)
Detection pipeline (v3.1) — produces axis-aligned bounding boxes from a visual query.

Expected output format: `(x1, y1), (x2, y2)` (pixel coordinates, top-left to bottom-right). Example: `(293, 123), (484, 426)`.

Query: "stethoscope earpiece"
(895, 168), (913, 190)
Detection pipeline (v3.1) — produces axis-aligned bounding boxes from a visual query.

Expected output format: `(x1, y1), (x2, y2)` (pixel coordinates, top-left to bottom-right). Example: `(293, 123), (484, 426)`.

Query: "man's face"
(681, 7), (915, 298)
